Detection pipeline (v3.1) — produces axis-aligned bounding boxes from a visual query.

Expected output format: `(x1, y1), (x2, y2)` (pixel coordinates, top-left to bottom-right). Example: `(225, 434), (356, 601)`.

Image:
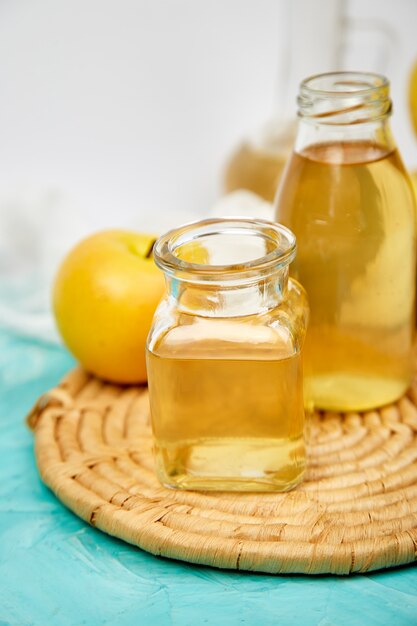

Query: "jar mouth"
(300, 71), (389, 97)
(298, 71), (391, 124)
(153, 217), (296, 283)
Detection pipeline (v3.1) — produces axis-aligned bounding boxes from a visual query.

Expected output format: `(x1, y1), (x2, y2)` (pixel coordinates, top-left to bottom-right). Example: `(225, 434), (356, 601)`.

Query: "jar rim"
(298, 71), (391, 125)
(153, 217), (296, 282)
(300, 71), (389, 97)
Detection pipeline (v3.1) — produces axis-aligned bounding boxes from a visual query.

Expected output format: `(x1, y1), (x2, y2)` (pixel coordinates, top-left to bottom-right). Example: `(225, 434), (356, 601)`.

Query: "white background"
(0, 0), (416, 232)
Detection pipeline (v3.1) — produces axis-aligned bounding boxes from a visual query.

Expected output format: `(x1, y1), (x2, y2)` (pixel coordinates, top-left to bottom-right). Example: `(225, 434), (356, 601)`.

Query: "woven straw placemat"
(27, 368), (417, 575)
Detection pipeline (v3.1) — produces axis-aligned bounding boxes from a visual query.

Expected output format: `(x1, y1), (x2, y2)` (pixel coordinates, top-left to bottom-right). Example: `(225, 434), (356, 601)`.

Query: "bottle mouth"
(298, 71), (391, 124)
(153, 217), (296, 284)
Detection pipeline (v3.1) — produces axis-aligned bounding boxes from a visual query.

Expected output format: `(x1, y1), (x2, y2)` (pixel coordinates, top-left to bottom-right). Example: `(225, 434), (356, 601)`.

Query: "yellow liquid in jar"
(146, 347), (305, 492)
(275, 142), (416, 411)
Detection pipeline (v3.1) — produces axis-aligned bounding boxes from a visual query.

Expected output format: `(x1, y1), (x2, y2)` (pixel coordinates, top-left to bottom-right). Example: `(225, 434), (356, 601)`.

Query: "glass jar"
(275, 71), (416, 412)
(146, 218), (308, 492)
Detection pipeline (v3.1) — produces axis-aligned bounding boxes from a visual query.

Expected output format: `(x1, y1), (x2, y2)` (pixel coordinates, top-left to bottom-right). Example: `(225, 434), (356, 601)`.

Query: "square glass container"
(146, 218), (308, 492)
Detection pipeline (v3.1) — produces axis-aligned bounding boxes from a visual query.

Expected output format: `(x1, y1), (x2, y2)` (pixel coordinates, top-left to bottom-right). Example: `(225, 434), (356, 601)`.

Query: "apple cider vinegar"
(146, 219), (309, 492)
(147, 346), (305, 492)
(276, 142), (415, 411)
(275, 72), (416, 412)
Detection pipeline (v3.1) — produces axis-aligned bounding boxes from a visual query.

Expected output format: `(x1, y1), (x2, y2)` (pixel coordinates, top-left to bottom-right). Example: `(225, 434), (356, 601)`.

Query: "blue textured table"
(1, 328), (417, 626)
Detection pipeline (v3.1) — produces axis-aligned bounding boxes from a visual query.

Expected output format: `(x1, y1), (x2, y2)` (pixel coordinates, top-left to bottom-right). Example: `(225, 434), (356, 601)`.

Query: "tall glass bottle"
(275, 71), (416, 412)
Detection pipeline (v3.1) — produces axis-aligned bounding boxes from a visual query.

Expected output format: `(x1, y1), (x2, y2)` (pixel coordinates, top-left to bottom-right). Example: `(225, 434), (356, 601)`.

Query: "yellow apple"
(411, 171), (417, 201)
(410, 60), (417, 137)
(52, 230), (165, 384)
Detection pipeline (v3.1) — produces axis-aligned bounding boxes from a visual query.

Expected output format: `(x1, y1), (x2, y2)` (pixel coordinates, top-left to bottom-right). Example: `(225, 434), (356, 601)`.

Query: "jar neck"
(295, 71), (395, 154)
(165, 268), (289, 318)
(294, 116), (395, 155)
(153, 218), (297, 318)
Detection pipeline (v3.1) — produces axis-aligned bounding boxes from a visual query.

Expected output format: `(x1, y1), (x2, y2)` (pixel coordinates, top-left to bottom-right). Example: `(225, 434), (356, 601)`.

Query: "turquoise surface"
(1, 329), (416, 626)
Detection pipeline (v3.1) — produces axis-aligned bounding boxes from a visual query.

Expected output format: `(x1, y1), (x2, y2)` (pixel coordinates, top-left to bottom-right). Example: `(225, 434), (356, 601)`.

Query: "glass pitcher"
(274, 71), (416, 412)
(223, 0), (396, 204)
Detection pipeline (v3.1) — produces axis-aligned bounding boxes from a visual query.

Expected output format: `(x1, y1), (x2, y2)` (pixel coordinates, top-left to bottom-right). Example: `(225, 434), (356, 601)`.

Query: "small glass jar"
(146, 218), (308, 492)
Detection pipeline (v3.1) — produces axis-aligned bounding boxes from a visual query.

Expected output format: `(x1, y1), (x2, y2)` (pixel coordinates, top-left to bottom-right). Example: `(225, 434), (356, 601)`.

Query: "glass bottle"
(146, 218), (309, 492)
(275, 71), (416, 412)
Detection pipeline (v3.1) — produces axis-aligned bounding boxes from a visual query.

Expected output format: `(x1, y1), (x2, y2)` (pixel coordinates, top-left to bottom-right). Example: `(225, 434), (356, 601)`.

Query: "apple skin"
(52, 230), (165, 384)
(411, 172), (417, 201)
(410, 61), (417, 137)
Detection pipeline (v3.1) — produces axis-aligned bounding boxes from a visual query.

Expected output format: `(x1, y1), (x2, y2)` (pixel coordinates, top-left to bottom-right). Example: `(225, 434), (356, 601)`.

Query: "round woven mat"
(27, 368), (417, 575)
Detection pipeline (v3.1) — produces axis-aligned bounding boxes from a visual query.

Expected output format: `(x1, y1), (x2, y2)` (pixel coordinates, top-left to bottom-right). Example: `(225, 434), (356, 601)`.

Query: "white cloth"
(0, 190), (272, 343)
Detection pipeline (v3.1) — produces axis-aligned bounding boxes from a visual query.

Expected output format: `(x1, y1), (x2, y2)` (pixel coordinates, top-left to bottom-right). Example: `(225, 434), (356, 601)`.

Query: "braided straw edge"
(28, 367), (417, 575)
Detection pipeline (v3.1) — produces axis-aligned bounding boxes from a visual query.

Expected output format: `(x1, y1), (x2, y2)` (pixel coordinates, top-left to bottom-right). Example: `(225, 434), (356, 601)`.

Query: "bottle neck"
(295, 72), (395, 156)
(165, 268), (289, 318)
(294, 115), (396, 156)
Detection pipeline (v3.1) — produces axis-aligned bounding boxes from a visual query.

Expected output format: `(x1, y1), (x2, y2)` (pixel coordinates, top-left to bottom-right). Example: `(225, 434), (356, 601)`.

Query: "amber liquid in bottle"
(147, 334), (305, 492)
(275, 141), (416, 412)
